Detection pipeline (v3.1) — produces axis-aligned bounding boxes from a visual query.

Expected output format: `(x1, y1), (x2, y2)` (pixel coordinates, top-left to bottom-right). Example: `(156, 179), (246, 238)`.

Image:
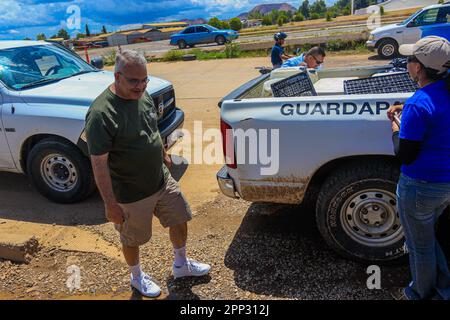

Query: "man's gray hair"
(114, 50), (147, 73)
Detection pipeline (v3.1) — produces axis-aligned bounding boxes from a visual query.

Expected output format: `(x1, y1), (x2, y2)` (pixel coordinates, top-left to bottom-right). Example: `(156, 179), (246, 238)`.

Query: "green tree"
(208, 17), (221, 29)
(220, 20), (230, 30)
(76, 33), (86, 39)
(294, 12), (305, 22)
(262, 15), (272, 26)
(24, 37), (32, 40)
(57, 28), (69, 40)
(229, 18), (243, 31)
(277, 17), (283, 27)
(310, 0), (327, 18)
(102, 25), (108, 34)
(299, 0), (310, 19)
(85, 24), (91, 37)
(310, 13), (320, 20)
(438, 0), (444, 4)
(326, 11), (333, 21)
(36, 33), (46, 40)
(270, 9), (280, 24)
(380, 6), (385, 16)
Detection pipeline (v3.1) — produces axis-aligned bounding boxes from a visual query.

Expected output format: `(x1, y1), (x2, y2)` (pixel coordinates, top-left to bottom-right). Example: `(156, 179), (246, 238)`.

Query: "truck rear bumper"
(217, 166), (239, 199)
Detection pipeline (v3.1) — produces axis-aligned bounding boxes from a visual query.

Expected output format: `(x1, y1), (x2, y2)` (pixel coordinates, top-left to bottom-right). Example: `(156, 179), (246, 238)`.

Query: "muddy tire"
(377, 39), (399, 59)
(26, 138), (95, 204)
(178, 40), (187, 49)
(216, 36), (226, 46)
(316, 161), (406, 264)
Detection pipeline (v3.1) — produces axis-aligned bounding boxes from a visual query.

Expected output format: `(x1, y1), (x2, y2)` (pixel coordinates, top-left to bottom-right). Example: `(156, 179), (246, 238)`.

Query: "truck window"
(0, 45), (94, 90)
(437, 6), (450, 23)
(414, 8), (440, 26)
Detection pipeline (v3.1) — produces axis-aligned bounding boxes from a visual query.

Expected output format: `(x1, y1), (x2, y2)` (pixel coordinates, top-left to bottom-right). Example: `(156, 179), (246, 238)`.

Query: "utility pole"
(351, 0), (354, 15)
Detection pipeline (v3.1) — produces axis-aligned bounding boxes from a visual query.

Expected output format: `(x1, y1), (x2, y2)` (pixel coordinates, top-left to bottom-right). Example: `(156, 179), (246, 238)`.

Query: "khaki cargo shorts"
(115, 175), (192, 247)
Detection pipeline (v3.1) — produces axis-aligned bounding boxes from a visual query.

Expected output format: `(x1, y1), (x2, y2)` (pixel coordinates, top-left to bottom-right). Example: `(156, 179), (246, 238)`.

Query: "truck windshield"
(398, 9), (422, 25)
(0, 44), (96, 90)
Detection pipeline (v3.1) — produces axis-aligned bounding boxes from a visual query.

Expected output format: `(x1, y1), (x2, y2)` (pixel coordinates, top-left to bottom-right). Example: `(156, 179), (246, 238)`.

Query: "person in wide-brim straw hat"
(387, 36), (450, 300)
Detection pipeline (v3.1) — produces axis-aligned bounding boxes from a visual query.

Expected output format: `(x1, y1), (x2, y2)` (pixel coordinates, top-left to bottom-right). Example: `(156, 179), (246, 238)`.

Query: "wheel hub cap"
(341, 189), (403, 247)
(40, 154), (78, 192)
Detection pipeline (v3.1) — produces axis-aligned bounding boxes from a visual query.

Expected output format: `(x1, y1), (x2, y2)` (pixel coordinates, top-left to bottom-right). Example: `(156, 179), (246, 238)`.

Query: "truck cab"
(367, 3), (450, 59)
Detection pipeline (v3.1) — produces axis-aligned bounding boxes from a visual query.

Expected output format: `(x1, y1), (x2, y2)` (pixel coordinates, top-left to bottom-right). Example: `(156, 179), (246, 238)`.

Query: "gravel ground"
(0, 194), (414, 300)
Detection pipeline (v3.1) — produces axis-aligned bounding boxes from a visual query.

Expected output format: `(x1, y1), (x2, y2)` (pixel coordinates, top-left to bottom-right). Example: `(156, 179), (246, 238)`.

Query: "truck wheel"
(377, 39), (399, 59)
(316, 162), (406, 264)
(216, 36), (226, 45)
(26, 138), (95, 204)
(178, 40), (187, 49)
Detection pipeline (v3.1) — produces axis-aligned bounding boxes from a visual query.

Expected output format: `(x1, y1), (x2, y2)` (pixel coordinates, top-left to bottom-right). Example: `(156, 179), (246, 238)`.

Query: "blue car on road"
(170, 24), (239, 49)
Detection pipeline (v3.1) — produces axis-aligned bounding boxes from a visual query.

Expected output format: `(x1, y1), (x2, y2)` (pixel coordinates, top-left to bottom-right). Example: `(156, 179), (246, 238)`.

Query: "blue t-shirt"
(399, 79), (450, 183)
(282, 53), (323, 69)
(282, 53), (305, 68)
(271, 44), (284, 66)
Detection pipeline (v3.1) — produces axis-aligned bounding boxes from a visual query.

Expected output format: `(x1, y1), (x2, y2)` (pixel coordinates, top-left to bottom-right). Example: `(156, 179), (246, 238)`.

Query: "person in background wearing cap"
(282, 46), (326, 70)
(387, 36), (450, 300)
(271, 32), (292, 69)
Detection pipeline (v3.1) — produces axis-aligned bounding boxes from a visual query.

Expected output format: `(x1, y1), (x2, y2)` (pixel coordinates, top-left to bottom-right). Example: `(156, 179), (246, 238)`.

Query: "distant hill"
(237, 2), (297, 20)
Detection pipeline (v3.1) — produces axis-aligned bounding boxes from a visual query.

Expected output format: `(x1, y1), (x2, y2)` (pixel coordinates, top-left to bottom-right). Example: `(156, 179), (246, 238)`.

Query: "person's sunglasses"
(312, 55), (324, 65)
(119, 72), (149, 87)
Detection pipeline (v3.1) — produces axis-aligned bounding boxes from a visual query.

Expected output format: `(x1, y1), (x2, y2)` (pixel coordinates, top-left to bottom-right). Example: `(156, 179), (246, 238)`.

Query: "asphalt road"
(85, 23), (383, 58)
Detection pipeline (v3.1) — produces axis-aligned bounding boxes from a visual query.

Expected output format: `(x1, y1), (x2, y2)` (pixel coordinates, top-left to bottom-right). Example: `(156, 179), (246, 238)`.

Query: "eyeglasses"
(118, 72), (149, 87)
(312, 55), (324, 65)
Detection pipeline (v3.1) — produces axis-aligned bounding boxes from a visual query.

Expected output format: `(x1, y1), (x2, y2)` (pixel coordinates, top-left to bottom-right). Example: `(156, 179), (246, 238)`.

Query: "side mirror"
(91, 56), (104, 70)
(407, 21), (415, 28)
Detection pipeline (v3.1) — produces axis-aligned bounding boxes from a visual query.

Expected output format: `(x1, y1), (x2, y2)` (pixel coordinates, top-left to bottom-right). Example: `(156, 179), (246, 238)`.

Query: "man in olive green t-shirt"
(85, 50), (210, 298)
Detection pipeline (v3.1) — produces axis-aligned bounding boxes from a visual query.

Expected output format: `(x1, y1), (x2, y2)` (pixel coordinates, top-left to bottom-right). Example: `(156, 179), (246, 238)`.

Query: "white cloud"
(190, 0), (250, 10)
(0, 0), (66, 28)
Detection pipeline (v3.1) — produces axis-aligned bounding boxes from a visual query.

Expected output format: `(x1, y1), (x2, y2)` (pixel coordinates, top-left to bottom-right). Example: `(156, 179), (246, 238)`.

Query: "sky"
(0, 0), (338, 40)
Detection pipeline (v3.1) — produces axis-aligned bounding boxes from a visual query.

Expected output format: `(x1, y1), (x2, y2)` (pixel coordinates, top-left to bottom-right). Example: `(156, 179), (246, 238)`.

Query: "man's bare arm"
(90, 154), (124, 224)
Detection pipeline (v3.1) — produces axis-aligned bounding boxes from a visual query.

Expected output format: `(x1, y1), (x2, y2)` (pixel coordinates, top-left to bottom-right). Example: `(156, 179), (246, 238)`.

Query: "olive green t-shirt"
(85, 87), (169, 204)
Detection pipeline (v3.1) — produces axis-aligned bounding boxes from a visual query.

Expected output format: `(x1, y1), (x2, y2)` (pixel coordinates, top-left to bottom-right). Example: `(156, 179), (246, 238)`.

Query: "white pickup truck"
(0, 41), (184, 204)
(217, 65), (418, 264)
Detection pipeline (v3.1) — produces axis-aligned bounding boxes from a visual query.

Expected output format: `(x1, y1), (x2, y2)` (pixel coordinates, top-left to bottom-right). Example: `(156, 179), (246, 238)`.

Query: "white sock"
(174, 246), (187, 267)
(130, 263), (142, 279)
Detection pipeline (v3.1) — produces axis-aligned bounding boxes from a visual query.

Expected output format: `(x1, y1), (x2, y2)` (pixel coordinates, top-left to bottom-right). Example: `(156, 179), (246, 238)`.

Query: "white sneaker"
(173, 259), (211, 279)
(130, 272), (161, 298)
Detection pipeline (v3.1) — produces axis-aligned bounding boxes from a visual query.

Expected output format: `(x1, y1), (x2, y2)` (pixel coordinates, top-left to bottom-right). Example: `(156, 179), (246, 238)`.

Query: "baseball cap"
(399, 36), (450, 74)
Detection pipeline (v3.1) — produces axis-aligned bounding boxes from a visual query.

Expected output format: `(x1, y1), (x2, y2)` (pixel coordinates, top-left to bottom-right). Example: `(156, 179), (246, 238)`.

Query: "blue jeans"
(397, 173), (450, 300)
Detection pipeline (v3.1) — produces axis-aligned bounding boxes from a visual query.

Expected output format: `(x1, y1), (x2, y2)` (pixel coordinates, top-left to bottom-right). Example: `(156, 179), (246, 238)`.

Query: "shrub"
(224, 42), (241, 58)
(162, 50), (185, 62)
(229, 18), (243, 31)
(103, 50), (117, 66)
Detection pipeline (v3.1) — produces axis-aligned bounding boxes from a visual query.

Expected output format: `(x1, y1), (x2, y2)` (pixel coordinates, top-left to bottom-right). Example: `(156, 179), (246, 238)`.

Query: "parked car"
(0, 41), (184, 203)
(366, 2), (450, 59)
(93, 41), (109, 48)
(170, 24), (239, 49)
(217, 65), (420, 264)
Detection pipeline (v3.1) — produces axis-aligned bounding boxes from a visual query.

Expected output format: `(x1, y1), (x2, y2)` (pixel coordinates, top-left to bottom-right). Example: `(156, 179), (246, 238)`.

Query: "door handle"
(11, 106), (15, 114)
